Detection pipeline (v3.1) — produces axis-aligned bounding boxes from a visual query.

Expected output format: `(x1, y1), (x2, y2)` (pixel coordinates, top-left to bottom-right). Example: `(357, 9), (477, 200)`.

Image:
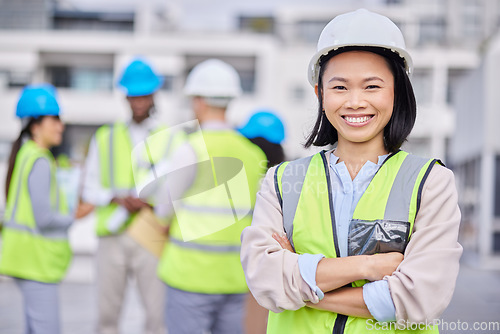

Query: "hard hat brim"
(120, 77), (164, 97)
(307, 44), (413, 87)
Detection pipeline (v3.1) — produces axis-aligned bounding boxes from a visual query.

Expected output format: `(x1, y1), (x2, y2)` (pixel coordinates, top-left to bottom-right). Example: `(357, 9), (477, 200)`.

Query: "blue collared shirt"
(297, 151), (396, 322)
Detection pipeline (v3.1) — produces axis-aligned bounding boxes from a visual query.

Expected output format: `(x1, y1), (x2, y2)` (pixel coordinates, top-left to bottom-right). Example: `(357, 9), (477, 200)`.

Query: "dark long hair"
(5, 117), (45, 199)
(304, 46), (417, 153)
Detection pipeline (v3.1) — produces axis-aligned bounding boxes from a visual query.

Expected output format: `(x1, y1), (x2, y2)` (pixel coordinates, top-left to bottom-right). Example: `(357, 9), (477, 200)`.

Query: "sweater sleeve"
(386, 164), (463, 323)
(81, 136), (115, 206)
(28, 158), (73, 231)
(240, 167), (319, 313)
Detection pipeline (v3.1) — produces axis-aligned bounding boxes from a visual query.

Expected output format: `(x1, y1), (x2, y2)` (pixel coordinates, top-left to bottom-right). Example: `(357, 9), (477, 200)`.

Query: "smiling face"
(319, 50), (395, 153)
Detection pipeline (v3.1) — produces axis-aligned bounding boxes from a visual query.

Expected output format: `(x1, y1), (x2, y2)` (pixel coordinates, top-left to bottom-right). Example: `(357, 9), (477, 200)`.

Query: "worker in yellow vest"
(154, 59), (267, 334)
(81, 57), (176, 334)
(241, 9), (462, 334)
(0, 84), (77, 334)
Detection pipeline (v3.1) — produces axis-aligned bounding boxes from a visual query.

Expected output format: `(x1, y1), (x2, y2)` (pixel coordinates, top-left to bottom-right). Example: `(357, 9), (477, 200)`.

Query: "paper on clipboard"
(127, 207), (168, 258)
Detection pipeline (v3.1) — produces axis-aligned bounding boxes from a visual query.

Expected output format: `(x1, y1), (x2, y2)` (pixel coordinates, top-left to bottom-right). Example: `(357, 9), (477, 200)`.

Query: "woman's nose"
(344, 91), (367, 109)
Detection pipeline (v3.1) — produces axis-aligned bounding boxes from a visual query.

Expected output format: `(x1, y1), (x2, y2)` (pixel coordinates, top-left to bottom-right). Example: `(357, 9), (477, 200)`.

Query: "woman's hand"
(364, 252), (404, 281)
(272, 233), (295, 252)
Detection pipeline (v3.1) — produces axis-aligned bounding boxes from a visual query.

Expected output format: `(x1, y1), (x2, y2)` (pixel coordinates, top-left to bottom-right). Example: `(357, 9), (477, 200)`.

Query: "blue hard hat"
(16, 83), (60, 119)
(117, 58), (163, 97)
(238, 110), (285, 144)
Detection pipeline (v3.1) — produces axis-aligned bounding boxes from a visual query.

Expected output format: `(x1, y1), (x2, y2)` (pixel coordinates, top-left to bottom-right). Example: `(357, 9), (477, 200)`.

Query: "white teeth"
(344, 116), (371, 123)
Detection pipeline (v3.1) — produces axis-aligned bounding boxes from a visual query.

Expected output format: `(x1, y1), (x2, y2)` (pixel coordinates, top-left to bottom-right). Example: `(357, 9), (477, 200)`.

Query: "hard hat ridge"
(308, 8), (412, 86)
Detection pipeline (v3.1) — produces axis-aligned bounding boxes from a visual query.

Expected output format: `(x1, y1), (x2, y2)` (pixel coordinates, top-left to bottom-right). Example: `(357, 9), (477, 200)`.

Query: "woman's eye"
(366, 85), (380, 89)
(333, 85), (346, 90)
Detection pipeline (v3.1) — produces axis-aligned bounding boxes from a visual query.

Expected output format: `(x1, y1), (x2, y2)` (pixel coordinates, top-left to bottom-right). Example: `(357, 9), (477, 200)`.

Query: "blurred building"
(450, 32), (500, 269)
(0, 0), (499, 273)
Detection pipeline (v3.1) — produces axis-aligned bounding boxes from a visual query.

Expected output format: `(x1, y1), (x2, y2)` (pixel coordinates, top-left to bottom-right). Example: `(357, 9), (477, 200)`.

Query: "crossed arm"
(272, 233), (402, 318)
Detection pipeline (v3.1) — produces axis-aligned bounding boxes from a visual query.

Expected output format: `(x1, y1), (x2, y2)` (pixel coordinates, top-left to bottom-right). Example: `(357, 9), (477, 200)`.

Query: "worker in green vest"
(153, 59), (267, 334)
(81, 57), (177, 334)
(241, 9), (462, 334)
(0, 84), (76, 334)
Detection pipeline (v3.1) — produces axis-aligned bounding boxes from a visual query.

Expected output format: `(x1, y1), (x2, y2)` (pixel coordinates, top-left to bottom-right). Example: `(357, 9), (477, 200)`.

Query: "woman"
(0, 84), (74, 334)
(240, 9), (462, 334)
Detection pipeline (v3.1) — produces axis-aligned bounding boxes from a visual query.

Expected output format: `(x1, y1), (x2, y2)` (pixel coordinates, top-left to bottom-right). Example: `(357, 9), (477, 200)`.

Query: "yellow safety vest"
(158, 129), (267, 294)
(269, 150), (441, 334)
(94, 122), (184, 236)
(0, 140), (71, 283)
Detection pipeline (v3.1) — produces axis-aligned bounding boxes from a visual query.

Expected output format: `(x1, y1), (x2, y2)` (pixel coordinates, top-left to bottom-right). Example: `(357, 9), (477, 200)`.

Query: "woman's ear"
(314, 84), (319, 98)
(29, 122), (40, 140)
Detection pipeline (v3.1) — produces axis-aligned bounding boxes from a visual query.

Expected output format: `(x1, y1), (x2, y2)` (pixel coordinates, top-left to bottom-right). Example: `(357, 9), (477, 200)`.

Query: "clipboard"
(127, 207), (168, 258)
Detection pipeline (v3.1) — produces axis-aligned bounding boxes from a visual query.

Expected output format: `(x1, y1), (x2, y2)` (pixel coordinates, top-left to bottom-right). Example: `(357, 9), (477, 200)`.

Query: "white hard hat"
(308, 8), (412, 87)
(184, 59), (242, 98)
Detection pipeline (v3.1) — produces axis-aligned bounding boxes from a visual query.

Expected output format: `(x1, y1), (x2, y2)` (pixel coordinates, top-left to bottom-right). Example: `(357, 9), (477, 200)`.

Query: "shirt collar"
(128, 116), (159, 132)
(329, 151), (389, 168)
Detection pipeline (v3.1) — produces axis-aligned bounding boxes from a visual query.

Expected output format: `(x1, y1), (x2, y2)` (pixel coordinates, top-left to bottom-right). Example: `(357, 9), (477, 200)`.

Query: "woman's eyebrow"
(328, 76), (347, 83)
(327, 76), (385, 83)
(364, 76), (384, 82)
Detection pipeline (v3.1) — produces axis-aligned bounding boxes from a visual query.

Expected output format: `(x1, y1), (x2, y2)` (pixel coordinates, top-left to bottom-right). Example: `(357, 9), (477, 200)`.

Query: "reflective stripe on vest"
(0, 140), (71, 283)
(169, 236), (241, 253)
(177, 202), (253, 217)
(270, 150), (440, 334)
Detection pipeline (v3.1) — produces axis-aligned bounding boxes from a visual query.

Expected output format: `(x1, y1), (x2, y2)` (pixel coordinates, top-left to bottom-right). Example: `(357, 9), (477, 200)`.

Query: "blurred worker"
(82, 57), (172, 334)
(238, 110), (286, 168)
(238, 110), (287, 334)
(154, 59), (267, 334)
(0, 84), (76, 334)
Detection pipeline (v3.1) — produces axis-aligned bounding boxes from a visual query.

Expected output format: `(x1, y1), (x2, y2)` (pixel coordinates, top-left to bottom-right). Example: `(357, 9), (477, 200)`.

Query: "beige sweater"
(240, 151), (462, 323)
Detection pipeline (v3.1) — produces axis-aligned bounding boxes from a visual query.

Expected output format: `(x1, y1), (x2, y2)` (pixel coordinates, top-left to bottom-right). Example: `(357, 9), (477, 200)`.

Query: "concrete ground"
(0, 252), (499, 334)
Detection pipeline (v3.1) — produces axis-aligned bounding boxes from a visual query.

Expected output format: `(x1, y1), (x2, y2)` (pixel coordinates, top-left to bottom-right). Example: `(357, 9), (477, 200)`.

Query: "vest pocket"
(348, 220), (410, 255)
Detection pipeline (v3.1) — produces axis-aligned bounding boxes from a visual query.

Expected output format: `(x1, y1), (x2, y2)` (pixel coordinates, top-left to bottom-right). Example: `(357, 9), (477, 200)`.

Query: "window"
(53, 11), (134, 32)
(290, 85), (305, 101)
(296, 20), (330, 44)
(418, 17), (446, 46)
(42, 52), (114, 91)
(495, 155), (500, 217)
(0, 70), (32, 88)
(411, 69), (433, 105)
(462, 0), (483, 39)
(239, 16), (274, 34)
(160, 75), (175, 92)
(447, 69), (469, 104)
(47, 66), (113, 91)
(494, 232), (500, 253)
